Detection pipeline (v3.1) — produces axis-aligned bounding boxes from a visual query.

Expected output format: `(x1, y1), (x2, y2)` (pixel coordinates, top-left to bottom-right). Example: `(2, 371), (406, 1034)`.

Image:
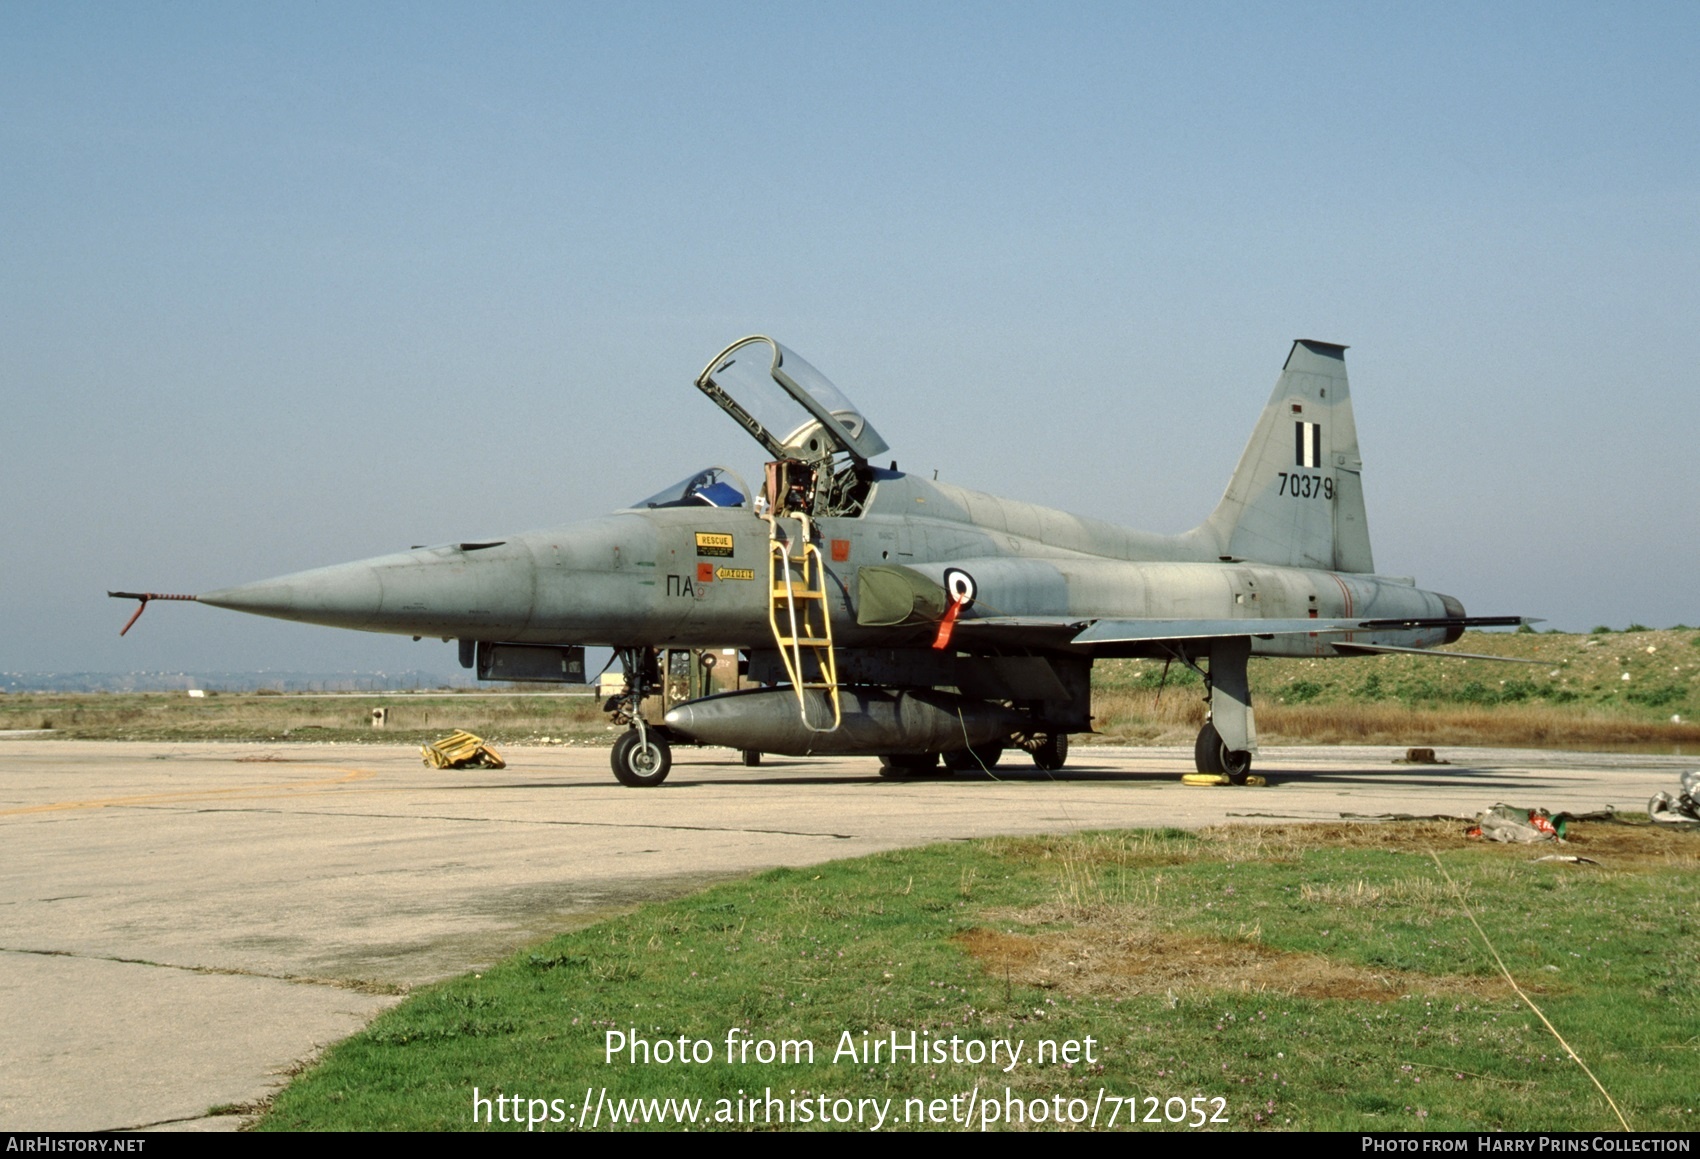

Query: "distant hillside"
(1099, 627), (1700, 715)
(1092, 627), (1700, 748)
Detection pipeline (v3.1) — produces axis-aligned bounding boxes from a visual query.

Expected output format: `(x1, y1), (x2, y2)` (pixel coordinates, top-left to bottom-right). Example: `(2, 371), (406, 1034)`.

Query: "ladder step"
(766, 515), (840, 734)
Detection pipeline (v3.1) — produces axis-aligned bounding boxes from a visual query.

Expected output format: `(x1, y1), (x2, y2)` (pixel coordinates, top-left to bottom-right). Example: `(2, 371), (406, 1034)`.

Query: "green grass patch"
(259, 821), (1700, 1132)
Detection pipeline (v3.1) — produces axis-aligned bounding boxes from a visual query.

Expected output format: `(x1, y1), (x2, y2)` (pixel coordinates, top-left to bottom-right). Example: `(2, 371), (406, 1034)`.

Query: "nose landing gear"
(612, 727), (672, 787)
(606, 646), (674, 787)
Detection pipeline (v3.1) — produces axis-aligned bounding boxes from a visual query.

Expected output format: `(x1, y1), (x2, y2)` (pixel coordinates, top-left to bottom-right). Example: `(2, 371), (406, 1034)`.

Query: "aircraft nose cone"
(199, 560), (385, 629)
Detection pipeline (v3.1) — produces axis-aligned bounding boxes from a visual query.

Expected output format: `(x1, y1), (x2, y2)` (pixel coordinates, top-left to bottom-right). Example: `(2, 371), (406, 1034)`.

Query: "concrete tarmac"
(0, 738), (1688, 1130)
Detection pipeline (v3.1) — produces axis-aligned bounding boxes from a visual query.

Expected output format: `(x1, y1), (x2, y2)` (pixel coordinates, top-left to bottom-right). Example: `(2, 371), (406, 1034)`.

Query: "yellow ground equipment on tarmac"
(1181, 772), (1267, 787)
(421, 730), (506, 769)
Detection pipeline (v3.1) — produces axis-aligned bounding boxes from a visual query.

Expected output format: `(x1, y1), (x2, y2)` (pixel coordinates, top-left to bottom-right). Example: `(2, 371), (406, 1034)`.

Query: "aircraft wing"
(1071, 615), (1526, 644)
(951, 614), (1529, 650)
(949, 615), (1091, 649)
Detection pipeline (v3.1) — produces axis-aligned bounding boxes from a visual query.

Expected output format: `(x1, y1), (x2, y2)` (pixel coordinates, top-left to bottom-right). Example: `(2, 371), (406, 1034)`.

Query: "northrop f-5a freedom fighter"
(114, 337), (1524, 785)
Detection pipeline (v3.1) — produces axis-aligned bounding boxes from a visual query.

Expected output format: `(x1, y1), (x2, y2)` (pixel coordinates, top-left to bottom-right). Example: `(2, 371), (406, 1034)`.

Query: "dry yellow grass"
(953, 920), (1510, 1002)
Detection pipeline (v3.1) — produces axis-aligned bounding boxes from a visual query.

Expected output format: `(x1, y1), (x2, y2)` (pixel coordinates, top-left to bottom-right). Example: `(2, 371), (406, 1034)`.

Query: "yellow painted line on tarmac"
(0, 766), (379, 817)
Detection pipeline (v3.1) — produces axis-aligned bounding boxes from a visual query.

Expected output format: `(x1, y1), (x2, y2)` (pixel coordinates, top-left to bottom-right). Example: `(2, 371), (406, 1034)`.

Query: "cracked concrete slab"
(0, 738), (1688, 1129)
(0, 950), (395, 1130)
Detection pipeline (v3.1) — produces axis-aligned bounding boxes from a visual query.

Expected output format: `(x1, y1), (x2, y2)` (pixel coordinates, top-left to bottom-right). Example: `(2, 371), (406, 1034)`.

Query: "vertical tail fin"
(1200, 340), (1375, 572)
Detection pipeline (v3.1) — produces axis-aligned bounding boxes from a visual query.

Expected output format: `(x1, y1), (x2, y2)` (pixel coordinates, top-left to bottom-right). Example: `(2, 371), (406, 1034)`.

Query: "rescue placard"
(695, 532), (734, 557)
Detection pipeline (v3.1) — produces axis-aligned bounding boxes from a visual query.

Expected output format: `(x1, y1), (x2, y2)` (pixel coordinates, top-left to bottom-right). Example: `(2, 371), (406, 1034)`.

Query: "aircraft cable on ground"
(1426, 848), (1631, 1131)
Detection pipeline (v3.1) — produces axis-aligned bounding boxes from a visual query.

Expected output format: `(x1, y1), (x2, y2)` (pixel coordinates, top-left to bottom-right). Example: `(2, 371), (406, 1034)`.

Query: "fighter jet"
(113, 335), (1524, 786)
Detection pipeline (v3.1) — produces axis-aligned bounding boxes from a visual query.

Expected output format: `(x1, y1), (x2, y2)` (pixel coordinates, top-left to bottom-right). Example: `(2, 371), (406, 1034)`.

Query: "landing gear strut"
(1180, 637), (1256, 784)
(607, 647), (672, 787)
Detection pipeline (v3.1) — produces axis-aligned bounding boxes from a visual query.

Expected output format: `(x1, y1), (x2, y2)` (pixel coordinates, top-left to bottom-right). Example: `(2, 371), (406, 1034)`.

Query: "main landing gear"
(1179, 637), (1257, 784)
(1194, 720), (1252, 784)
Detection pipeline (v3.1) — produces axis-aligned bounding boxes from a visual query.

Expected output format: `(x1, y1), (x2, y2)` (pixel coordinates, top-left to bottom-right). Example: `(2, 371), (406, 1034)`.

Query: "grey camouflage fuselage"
(202, 466), (1454, 657)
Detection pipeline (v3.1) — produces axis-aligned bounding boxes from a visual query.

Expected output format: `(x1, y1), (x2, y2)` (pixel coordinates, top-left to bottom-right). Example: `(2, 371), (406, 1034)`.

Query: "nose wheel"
(1194, 721), (1252, 784)
(612, 728), (672, 787)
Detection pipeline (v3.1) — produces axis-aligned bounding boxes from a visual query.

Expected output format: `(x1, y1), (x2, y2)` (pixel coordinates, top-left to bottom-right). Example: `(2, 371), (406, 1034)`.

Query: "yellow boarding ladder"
(765, 512), (841, 732)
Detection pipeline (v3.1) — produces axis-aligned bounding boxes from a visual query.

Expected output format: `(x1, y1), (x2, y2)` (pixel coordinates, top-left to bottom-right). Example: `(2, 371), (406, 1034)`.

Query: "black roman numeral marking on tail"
(1294, 420), (1321, 468)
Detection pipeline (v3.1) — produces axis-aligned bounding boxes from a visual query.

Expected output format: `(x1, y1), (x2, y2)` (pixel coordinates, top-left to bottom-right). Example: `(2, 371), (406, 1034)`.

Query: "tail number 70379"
(1277, 472), (1333, 500)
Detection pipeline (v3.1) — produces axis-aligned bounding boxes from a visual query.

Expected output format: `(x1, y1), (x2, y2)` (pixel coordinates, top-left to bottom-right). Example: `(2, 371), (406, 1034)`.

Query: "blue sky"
(4, 2), (1697, 675)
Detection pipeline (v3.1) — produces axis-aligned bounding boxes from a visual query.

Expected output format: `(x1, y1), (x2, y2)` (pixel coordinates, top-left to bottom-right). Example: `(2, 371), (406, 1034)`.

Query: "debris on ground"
(421, 730), (506, 769)
(1533, 854), (1601, 865)
(1394, 747), (1450, 765)
(1648, 771), (1700, 827)
(1467, 803), (1565, 843)
(1181, 773), (1268, 787)
(1341, 812), (1476, 822)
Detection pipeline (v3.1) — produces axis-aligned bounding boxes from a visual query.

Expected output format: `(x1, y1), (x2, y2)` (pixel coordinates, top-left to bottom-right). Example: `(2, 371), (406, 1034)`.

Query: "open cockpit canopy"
(695, 336), (889, 465)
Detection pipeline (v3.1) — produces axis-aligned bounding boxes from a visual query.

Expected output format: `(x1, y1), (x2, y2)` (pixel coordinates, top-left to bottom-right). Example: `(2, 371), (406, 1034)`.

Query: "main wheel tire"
(1193, 723), (1224, 774)
(1030, 732), (1068, 772)
(943, 742), (1005, 772)
(1194, 722), (1252, 784)
(878, 752), (939, 779)
(611, 729), (672, 787)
